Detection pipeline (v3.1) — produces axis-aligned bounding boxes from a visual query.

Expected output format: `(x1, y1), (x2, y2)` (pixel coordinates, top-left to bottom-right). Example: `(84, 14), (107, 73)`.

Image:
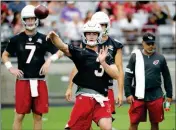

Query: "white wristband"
(50, 54), (58, 61)
(5, 61), (13, 69)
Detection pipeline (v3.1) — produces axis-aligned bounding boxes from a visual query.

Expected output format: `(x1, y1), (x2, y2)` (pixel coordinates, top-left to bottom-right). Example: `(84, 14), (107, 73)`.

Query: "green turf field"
(1, 104), (175, 130)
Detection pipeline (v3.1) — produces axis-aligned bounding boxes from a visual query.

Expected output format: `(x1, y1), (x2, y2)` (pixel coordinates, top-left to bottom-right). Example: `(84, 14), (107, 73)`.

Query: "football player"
(47, 21), (119, 130)
(91, 11), (124, 114)
(66, 11), (124, 120)
(2, 5), (59, 130)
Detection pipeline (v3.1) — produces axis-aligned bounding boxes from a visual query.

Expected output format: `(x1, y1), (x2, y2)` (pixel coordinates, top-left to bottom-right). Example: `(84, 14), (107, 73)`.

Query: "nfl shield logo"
(153, 60), (159, 65)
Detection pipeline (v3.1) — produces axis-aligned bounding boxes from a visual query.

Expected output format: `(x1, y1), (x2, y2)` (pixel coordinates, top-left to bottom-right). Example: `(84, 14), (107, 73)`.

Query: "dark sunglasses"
(146, 42), (155, 46)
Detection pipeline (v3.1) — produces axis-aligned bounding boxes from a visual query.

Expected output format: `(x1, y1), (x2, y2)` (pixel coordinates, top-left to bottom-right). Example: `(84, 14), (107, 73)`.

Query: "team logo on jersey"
(37, 38), (42, 44)
(153, 60), (159, 65)
(108, 45), (113, 50)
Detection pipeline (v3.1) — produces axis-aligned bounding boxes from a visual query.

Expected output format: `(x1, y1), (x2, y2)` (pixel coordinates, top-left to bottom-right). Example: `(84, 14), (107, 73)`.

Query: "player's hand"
(126, 95), (134, 104)
(9, 67), (24, 78)
(116, 93), (123, 107)
(98, 46), (108, 63)
(166, 97), (172, 103)
(46, 31), (59, 41)
(39, 59), (51, 75)
(65, 87), (72, 102)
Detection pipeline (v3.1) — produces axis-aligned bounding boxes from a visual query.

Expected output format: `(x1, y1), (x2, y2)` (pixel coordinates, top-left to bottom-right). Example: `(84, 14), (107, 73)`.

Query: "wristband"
(5, 61), (13, 69)
(50, 54), (58, 61)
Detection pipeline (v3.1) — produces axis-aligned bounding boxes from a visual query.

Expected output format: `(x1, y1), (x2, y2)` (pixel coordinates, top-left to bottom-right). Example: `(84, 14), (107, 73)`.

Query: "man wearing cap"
(124, 32), (173, 130)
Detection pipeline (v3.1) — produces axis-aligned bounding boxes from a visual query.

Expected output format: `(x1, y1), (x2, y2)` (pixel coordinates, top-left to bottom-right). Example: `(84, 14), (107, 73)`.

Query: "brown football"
(34, 5), (49, 19)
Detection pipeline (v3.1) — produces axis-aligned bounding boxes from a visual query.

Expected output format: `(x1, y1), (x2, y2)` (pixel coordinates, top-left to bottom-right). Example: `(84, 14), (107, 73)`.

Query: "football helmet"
(82, 20), (102, 46)
(21, 5), (39, 30)
(91, 11), (110, 36)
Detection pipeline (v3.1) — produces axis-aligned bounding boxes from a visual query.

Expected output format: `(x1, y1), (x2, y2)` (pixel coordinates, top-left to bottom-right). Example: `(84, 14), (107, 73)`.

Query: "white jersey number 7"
(25, 45), (36, 64)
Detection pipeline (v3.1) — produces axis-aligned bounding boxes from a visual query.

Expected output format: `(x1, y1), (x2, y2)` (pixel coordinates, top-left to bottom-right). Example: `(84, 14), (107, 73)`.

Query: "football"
(34, 5), (49, 19)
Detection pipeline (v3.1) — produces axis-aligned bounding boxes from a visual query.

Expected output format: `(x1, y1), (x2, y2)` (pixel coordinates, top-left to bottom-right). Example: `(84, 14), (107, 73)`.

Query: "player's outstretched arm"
(98, 46), (119, 79)
(39, 50), (64, 75)
(115, 48), (124, 107)
(2, 51), (24, 78)
(46, 31), (71, 56)
(65, 66), (78, 102)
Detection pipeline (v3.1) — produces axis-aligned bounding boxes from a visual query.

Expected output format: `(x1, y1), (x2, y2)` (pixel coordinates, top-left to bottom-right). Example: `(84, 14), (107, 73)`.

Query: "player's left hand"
(39, 59), (51, 75)
(98, 46), (108, 63)
(116, 93), (123, 107)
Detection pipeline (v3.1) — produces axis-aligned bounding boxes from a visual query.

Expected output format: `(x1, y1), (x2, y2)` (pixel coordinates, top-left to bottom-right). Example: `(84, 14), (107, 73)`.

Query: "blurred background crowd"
(1, 1), (176, 56)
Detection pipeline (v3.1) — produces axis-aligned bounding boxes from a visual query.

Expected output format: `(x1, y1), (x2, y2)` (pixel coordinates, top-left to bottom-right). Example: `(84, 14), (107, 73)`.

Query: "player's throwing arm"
(46, 31), (70, 56)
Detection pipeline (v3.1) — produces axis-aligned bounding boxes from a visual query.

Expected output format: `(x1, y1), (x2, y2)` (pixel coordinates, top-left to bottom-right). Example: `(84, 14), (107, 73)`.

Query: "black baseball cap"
(142, 32), (155, 43)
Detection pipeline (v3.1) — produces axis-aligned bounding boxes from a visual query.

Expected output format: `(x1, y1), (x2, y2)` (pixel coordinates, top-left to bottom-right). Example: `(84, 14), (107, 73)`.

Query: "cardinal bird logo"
(153, 60), (159, 65)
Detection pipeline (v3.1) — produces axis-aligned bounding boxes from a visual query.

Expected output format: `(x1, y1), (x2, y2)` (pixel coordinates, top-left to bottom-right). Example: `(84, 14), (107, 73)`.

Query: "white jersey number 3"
(25, 45), (36, 63)
(94, 58), (104, 77)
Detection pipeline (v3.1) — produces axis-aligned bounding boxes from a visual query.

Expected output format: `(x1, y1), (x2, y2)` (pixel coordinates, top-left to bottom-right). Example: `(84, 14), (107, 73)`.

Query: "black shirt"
(124, 50), (173, 101)
(6, 31), (58, 78)
(99, 37), (123, 86)
(68, 44), (114, 96)
(82, 37), (123, 86)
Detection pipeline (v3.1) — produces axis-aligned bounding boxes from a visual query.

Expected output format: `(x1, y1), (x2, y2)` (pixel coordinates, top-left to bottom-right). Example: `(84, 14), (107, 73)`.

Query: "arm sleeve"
(114, 39), (124, 49)
(5, 37), (16, 55)
(124, 53), (136, 97)
(46, 39), (58, 54)
(161, 57), (173, 98)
